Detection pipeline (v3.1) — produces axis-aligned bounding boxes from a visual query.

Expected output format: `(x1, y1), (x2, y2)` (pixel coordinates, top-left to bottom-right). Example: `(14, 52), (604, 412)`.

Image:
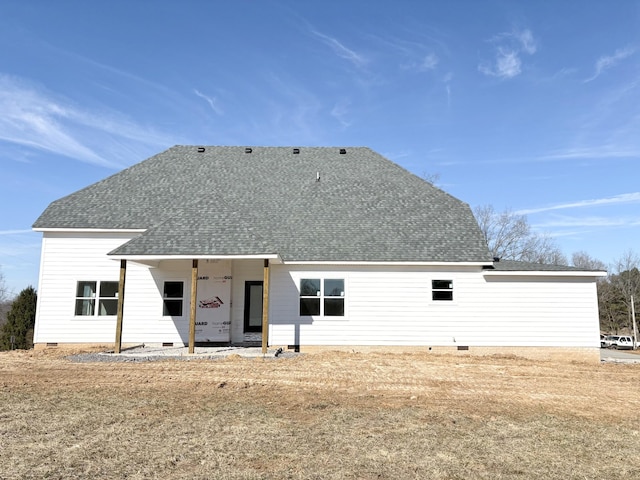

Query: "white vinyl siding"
(34, 232), (136, 343)
(34, 232), (193, 345)
(267, 265), (600, 348)
(34, 233), (600, 351)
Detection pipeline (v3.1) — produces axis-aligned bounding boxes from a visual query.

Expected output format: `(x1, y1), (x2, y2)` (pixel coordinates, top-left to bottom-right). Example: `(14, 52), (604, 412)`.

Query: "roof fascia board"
(483, 270), (608, 277)
(109, 254), (281, 261)
(283, 261), (492, 267)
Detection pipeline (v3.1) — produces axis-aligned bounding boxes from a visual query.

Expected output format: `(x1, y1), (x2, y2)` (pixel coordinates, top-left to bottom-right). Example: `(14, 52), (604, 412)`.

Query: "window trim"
(432, 279), (453, 301)
(162, 281), (185, 317)
(299, 277), (345, 318)
(74, 280), (119, 317)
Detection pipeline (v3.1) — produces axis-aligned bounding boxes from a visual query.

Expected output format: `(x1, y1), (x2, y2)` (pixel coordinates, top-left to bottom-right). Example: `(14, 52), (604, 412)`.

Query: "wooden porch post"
(261, 259), (270, 354)
(114, 260), (127, 354)
(189, 259), (199, 354)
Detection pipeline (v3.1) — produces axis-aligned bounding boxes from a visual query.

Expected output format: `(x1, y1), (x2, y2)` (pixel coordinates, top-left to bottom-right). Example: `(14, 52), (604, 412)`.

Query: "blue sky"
(1, 1), (639, 295)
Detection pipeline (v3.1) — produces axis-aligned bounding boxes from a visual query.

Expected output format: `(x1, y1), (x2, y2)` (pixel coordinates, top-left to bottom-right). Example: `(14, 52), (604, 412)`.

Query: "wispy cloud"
(420, 53), (439, 71)
(538, 146), (640, 162)
(194, 89), (224, 115)
(584, 46), (635, 83)
(479, 48), (522, 78)
(0, 229), (33, 235)
(514, 29), (537, 55)
(0, 75), (115, 167)
(479, 28), (537, 79)
(533, 215), (640, 229)
(251, 72), (324, 144)
(516, 192), (640, 215)
(310, 29), (368, 68)
(401, 52), (440, 72)
(330, 99), (352, 129)
(0, 74), (174, 168)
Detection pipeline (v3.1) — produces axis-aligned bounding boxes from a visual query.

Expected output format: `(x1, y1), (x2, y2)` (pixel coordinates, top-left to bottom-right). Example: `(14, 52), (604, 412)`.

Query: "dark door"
(244, 281), (263, 333)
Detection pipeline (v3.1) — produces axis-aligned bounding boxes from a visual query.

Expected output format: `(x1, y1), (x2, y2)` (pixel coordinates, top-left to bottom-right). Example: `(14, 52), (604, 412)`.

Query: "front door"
(244, 281), (263, 333)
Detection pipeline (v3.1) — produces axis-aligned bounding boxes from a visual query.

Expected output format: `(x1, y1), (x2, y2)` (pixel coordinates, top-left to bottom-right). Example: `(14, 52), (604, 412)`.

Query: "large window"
(163, 281), (184, 316)
(299, 278), (345, 317)
(75, 281), (119, 316)
(432, 279), (453, 301)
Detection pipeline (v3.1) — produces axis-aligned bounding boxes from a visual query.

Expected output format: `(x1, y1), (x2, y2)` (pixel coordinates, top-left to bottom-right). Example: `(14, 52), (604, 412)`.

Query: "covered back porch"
(111, 256), (277, 354)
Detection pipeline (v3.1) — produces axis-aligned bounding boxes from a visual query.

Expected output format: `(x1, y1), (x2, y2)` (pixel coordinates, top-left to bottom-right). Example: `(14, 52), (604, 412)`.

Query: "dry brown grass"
(1, 349), (639, 479)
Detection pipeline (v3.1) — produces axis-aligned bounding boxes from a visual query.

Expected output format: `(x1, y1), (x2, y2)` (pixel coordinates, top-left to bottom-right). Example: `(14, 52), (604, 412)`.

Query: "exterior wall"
(35, 234), (601, 357)
(34, 232), (138, 344)
(121, 259), (192, 344)
(34, 232), (266, 346)
(267, 264), (601, 349)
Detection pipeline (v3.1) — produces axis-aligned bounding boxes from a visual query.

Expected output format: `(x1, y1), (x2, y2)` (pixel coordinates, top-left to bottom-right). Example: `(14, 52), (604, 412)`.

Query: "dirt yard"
(1, 348), (639, 479)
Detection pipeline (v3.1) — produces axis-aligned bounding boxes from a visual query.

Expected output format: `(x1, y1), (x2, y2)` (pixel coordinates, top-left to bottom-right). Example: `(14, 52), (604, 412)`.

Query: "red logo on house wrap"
(198, 296), (224, 308)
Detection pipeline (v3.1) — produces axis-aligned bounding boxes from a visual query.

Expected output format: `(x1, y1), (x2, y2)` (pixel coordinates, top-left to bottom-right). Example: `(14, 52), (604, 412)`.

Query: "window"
(432, 279), (453, 301)
(299, 278), (345, 317)
(98, 281), (119, 315)
(75, 281), (119, 316)
(163, 281), (184, 316)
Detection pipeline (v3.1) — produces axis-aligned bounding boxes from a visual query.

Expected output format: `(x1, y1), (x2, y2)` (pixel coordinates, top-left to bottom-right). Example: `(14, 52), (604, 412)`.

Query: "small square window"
(100, 281), (119, 298)
(163, 299), (183, 317)
(300, 298), (320, 316)
(299, 278), (345, 317)
(164, 281), (184, 298)
(163, 281), (184, 316)
(75, 299), (95, 316)
(75, 281), (119, 316)
(76, 281), (96, 298)
(432, 279), (453, 301)
(300, 279), (320, 297)
(324, 279), (344, 297)
(324, 298), (344, 316)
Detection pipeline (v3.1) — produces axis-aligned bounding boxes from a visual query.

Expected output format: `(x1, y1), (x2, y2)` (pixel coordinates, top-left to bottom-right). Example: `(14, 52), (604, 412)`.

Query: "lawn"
(1, 348), (639, 479)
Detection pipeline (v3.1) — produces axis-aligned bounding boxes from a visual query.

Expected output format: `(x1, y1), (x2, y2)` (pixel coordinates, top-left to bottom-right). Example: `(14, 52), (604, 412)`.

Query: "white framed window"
(75, 281), (119, 316)
(432, 279), (453, 301)
(163, 281), (184, 317)
(299, 278), (345, 317)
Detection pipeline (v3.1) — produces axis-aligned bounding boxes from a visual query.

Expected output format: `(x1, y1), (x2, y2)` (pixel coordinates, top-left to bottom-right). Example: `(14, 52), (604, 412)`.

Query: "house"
(32, 146), (605, 361)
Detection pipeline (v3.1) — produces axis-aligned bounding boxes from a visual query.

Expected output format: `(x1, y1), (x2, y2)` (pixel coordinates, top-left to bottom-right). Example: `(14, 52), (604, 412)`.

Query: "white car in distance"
(601, 335), (635, 350)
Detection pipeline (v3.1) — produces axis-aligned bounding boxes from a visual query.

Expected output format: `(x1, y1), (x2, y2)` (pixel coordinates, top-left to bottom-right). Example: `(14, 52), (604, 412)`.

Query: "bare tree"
(422, 172), (441, 186)
(571, 251), (607, 272)
(598, 280), (626, 333)
(611, 250), (640, 327)
(0, 268), (10, 329)
(473, 205), (567, 265)
(0, 267), (7, 302)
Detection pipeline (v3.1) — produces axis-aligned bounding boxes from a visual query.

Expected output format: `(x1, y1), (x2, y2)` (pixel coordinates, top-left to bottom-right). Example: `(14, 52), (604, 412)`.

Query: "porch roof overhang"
(108, 253), (282, 268)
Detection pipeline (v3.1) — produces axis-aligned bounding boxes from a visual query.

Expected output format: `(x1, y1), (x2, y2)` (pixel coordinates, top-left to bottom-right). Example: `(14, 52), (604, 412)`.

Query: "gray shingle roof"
(487, 259), (606, 272)
(33, 146), (493, 263)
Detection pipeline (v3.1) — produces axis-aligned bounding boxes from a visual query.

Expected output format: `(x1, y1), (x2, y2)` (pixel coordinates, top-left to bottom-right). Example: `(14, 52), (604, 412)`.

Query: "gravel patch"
(66, 345), (300, 363)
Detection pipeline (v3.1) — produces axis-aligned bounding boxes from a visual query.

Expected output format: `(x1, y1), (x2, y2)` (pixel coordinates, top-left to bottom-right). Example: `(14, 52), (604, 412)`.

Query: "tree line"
(0, 270), (37, 350)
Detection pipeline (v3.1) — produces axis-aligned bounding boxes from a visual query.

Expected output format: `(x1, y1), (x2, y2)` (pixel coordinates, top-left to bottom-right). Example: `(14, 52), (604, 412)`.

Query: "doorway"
(243, 281), (263, 333)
